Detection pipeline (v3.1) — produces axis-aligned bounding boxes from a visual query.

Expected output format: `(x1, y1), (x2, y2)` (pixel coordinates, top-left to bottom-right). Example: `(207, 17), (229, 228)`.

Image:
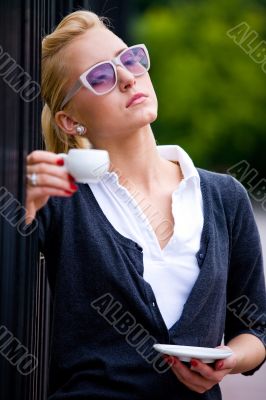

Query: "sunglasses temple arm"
(60, 80), (83, 109)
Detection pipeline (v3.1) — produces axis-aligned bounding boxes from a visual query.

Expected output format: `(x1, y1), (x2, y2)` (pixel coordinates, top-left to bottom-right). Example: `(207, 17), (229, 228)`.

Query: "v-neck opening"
(168, 168), (211, 334)
(101, 169), (186, 257)
(82, 169), (210, 335)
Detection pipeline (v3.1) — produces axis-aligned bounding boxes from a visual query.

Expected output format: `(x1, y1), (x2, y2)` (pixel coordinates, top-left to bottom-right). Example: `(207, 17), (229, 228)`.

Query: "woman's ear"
(55, 111), (79, 135)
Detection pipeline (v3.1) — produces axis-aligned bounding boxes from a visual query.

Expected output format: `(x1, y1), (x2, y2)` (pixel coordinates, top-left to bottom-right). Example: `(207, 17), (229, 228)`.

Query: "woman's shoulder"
(196, 167), (252, 224)
(197, 167), (248, 198)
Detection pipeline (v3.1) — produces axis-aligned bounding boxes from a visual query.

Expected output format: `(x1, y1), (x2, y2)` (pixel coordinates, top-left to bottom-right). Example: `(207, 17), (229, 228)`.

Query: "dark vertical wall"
(0, 1), (132, 399)
(0, 1), (44, 399)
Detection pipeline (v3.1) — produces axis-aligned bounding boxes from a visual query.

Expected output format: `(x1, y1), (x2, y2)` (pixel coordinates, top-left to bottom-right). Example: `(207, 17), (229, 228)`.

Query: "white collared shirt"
(88, 145), (203, 329)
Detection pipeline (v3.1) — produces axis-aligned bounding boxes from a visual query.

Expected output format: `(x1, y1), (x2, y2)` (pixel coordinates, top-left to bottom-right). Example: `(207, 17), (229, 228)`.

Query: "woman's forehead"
(65, 28), (126, 71)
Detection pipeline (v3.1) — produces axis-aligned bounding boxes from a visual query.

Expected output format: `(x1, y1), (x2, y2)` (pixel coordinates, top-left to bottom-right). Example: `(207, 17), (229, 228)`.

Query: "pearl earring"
(76, 125), (86, 136)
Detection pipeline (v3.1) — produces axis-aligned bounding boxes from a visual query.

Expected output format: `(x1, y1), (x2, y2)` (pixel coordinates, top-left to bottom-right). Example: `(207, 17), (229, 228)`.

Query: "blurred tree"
(135, 0), (266, 14)
(131, 0), (266, 174)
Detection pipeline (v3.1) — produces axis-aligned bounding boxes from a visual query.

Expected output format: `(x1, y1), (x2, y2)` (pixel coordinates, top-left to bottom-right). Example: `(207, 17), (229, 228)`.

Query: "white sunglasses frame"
(60, 44), (150, 109)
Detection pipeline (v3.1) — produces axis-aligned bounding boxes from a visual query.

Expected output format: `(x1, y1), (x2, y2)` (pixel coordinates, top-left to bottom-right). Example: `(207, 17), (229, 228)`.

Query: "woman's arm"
(224, 177), (266, 374)
(227, 333), (266, 374)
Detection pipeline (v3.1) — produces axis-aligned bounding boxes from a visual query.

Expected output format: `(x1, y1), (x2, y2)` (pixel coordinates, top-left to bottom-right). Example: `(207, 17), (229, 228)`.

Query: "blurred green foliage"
(131, 0), (266, 173)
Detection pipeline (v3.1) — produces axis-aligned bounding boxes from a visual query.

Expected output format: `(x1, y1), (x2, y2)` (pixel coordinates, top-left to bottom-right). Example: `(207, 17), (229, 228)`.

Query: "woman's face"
(63, 28), (158, 144)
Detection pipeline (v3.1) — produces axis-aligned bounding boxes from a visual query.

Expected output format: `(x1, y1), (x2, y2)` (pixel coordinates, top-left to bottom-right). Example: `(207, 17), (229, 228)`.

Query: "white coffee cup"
(58, 149), (110, 183)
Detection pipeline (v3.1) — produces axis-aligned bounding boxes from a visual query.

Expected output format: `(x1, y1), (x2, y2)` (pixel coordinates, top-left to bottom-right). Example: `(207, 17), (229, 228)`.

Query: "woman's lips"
(126, 93), (147, 108)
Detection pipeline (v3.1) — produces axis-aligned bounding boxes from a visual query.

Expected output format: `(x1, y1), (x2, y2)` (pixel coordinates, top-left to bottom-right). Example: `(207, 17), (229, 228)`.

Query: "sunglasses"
(61, 44), (150, 109)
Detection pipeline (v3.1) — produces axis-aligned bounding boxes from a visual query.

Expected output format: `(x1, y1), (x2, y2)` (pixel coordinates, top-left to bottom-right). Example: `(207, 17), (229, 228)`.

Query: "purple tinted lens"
(86, 62), (116, 93)
(120, 47), (148, 75)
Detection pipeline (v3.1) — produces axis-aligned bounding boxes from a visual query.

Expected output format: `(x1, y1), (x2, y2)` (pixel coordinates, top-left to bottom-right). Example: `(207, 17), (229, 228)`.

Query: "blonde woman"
(26, 10), (266, 400)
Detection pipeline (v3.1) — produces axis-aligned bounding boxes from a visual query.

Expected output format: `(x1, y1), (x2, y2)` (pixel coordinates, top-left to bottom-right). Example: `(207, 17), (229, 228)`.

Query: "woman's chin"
(139, 107), (158, 126)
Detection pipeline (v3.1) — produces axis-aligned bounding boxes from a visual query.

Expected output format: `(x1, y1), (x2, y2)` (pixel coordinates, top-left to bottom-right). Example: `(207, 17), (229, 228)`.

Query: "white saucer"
(153, 344), (233, 363)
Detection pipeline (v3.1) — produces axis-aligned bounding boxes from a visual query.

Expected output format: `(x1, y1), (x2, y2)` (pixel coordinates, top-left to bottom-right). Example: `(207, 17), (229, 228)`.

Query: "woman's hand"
(25, 150), (78, 224)
(164, 345), (237, 394)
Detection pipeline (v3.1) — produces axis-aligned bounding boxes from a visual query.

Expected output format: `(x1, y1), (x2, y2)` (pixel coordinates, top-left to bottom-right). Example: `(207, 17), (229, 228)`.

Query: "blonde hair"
(41, 10), (108, 153)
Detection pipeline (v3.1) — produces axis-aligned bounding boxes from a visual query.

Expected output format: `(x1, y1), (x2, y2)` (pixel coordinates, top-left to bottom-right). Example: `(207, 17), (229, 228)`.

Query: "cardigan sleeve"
(224, 177), (266, 375)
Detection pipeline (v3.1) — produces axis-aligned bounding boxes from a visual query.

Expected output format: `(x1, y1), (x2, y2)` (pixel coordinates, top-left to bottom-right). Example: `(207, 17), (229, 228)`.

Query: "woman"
(26, 10), (266, 400)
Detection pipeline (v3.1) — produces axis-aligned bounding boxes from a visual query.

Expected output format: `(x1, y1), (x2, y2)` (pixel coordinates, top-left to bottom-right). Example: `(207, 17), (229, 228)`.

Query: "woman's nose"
(117, 66), (136, 92)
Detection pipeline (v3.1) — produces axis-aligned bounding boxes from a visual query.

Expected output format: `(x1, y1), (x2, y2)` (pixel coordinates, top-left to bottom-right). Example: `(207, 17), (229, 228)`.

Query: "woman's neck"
(93, 125), (182, 194)
(95, 125), (168, 191)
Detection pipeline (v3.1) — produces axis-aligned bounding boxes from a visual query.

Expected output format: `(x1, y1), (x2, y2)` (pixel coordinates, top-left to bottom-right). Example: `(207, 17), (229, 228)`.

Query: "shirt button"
(199, 253), (204, 259)
(152, 302), (156, 307)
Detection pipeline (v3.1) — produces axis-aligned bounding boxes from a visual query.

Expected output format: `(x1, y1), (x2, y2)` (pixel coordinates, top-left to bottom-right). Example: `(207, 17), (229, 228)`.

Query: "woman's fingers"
(27, 186), (75, 199)
(25, 150), (77, 222)
(27, 161), (77, 191)
(168, 358), (211, 393)
(27, 172), (77, 193)
(164, 355), (235, 394)
(26, 168), (78, 192)
(27, 150), (64, 166)
(214, 345), (237, 371)
(174, 358), (216, 386)
(26, 162), (68, 177)
(190, 359), (230, 382)
(26, 151), (77, 193)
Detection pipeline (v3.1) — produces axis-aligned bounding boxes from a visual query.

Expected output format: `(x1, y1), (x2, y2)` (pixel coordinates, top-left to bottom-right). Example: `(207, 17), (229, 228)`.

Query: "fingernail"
(163, 355), (173, 365)
(68, 174), (75, 182)
(64, 190), (73, 195)
(217, 361), (224, 369)
(190, 360), (198, 367)
(70, 183), (78, 191)
(56, 158), (64, 166)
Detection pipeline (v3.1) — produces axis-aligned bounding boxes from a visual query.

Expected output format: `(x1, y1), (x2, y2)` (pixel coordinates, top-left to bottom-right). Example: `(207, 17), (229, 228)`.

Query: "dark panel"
(0, 0), (50, 399)
(54, 0), (133, 41)
(0, 1), (132, 399)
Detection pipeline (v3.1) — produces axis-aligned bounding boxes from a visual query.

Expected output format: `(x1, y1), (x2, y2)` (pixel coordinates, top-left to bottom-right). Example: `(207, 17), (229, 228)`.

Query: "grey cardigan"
(38, 168), (266, 400)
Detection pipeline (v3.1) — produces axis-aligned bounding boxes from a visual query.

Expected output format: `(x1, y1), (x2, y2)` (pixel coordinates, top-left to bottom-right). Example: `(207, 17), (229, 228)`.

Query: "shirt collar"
(156, 145), (199, 182)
